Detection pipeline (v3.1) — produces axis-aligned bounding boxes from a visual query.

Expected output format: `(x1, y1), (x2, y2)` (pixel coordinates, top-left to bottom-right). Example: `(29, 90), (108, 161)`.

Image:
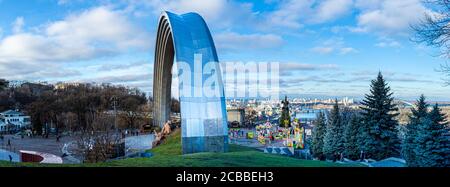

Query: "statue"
(151, 120), (173, 148)
(152, 130), (162, 148)
(162, 120), (171, 135)
(281, 95), (289, 111)
(279, 96), (291, 128)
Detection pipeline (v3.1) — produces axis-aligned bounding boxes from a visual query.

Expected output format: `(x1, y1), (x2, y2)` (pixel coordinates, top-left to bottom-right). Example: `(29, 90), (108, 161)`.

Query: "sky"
(0, 0), (449, 101)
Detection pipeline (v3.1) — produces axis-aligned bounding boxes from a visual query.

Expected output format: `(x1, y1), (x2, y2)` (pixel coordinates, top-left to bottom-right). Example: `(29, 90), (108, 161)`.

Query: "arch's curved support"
(153, 11), (228, 154)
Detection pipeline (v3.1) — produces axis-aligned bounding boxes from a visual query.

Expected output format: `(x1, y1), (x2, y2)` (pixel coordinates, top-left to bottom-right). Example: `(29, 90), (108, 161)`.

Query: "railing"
(20, 150), (63, 164)
(0, 144), (21, 154)
(0, 145), (20, 162)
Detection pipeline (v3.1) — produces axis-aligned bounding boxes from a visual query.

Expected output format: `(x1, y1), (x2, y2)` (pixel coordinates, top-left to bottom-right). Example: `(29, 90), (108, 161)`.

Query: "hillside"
(1, 129), (359, 167)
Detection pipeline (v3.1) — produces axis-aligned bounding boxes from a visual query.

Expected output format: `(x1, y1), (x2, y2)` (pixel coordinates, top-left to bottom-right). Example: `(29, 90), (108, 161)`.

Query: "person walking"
(8, 155), (12, 163)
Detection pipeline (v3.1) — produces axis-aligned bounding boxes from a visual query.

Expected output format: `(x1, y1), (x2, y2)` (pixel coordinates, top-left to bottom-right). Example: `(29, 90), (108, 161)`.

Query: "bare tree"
(413, 0), (450, 83)
(119, 96), (145, 129)
(75, 111), (123, 163)
(413, 0), (450, 56)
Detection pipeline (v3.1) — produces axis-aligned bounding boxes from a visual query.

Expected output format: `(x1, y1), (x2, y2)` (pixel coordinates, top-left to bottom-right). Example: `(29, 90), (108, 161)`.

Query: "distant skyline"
(0, 0), (450, 101)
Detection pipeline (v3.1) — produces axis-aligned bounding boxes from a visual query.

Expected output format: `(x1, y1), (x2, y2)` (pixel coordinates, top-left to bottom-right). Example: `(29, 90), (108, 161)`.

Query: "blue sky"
(0, 0), (449, 101)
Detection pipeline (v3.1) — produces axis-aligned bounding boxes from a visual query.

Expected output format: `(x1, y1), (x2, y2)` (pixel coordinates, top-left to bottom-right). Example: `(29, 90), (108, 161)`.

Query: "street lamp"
(111, 96), (119, 158)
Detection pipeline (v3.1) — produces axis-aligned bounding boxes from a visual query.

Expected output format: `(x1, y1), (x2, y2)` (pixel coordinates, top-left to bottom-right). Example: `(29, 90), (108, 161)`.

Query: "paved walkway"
(0, 134), (77, 163)
(338, 157), (406, 167)
(0, 148), (20, 162)
(367, 158), (406, 167)
(124, 134), (154, 155)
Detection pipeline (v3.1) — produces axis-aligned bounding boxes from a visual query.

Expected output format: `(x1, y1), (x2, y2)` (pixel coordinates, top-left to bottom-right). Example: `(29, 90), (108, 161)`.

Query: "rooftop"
(0, 110), (26, 116)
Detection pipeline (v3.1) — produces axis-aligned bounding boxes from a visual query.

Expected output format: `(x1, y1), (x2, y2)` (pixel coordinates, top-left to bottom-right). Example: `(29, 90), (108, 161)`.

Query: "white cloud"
(311, 47), (334, 54)
(314, 0), (353, 23)
(57, 0), (69, 5)
(261, 0), (354, 30)
(354, 0), (383, 10)
(215, 32), (284, 52)
(374, 37), (402, 48)
(375, 41), (401, 48)
(12, 17), (24, 33)
(263, 0), (313, 29)
(123, 0), (255, 28)
(339, 47), (358, 54)
(279, 62), (338, 72)
(97, 60), (151, 71)
(0, 6), (151, 83)
(0, 6), (150, 64)
(57, 0), (86, 6)
(311, 37), (357, 55)
(47, 7), (150, 49)
(84, 73), (152, 84)
(355, 0), (432, 35)
(253, 0), (434, 36)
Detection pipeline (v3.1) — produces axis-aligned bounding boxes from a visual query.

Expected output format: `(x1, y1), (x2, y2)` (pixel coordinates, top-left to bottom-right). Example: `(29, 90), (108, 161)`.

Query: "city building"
(0, 109), (31, 132)
(227, 108), (245, 127)
(54, 82), (81, 90)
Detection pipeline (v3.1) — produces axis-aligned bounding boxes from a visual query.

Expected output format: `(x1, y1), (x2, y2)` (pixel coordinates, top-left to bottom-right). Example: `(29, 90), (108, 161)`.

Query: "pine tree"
(414, 104), (450, 167)
(311, 111), (326, 159)
(344, 113), (361, 160)
(323, 99), (344, 159)
(402, 94), (428, 167)
(359, 72), (400, 160)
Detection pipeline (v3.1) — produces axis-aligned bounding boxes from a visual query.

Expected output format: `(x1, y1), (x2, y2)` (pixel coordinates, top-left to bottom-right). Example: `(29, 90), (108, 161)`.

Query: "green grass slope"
(1, 129), (361, 167)
(98, 129), (355, 167)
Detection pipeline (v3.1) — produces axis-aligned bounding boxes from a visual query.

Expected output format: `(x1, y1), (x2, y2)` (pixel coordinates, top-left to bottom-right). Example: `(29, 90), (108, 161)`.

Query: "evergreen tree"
(311, 111), (326, 159)
(359, 72), (400, 160)
(0, 79), (8, 91)
(402, 94), (428, 167)
(344, 113), (361, 160)
(414, 104), (450, 167)
(334, 101), (346, 157)
(323, 99), (345, 159)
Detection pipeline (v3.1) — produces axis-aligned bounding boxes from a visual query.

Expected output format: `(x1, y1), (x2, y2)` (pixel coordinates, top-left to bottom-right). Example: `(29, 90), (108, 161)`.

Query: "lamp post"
(111, 96), (119, 157)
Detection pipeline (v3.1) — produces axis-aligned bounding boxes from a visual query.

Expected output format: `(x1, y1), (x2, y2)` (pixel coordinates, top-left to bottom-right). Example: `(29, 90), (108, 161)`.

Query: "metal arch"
(152, 11), (228, 154)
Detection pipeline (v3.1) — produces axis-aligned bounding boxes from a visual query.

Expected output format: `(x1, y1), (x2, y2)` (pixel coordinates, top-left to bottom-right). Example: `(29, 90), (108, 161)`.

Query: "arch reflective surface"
(153, 11), (228, 154)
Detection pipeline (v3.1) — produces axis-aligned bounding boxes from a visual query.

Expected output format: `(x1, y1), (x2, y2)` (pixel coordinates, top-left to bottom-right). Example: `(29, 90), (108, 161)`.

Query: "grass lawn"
(0, 129), (361, 167)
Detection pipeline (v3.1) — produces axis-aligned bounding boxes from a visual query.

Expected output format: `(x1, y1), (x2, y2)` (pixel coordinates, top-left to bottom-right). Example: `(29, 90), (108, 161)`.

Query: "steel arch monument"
(152, 11), (228, 154)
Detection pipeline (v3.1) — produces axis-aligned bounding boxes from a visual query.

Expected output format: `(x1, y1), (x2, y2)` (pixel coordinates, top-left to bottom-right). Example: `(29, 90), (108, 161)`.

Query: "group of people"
(121, 129), (141, 139)
(228, 128), (246, 143)
(255, 120), (306, 149)
(229, 129), (244, 137)
(227, 120), (306, 150)
(255, 121), (292, 145)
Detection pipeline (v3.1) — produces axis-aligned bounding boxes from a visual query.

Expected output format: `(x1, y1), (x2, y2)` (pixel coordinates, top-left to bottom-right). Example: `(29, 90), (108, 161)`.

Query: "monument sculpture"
(279, 96), (291, 128)
(152, 11), (228, 154)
